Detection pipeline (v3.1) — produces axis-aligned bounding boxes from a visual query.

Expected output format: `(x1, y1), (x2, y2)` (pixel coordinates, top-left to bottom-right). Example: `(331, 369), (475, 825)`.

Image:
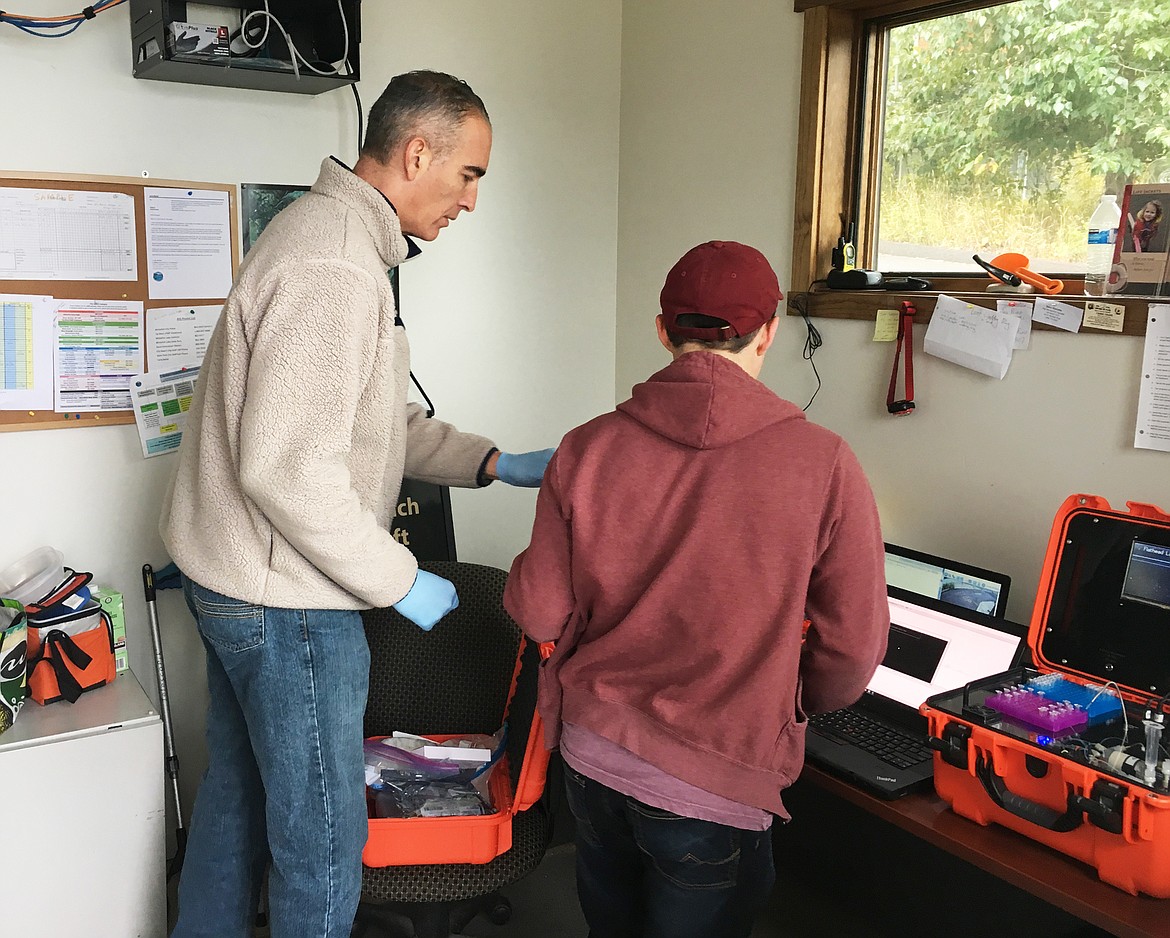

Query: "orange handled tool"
(989, 252), (1064, 295)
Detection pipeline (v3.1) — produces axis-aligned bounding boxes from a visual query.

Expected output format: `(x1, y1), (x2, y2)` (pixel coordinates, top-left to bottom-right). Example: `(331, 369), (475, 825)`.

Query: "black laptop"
(883, 541), (1011, 618)
(805, 588), (1025, 800)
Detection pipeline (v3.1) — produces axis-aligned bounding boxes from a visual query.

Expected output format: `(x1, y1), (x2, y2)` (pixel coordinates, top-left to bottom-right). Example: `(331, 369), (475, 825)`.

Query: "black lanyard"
(886, 301), (916, 416)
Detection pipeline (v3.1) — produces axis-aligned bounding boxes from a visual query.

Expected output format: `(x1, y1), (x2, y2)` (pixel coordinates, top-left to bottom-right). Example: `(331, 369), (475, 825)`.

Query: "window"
(792, 0), (1170, 311)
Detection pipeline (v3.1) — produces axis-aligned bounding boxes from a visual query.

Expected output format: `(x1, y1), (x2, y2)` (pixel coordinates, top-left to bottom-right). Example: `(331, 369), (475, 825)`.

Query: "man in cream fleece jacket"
(160, 72), (553, 938)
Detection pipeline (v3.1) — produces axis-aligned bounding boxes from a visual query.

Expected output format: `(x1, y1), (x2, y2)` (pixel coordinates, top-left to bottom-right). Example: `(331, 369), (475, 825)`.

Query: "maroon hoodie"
(505, 351), (888, 813)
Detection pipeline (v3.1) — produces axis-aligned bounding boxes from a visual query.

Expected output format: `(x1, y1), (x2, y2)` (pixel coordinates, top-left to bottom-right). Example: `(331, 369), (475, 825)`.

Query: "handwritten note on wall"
(923, 294), (1019, 379)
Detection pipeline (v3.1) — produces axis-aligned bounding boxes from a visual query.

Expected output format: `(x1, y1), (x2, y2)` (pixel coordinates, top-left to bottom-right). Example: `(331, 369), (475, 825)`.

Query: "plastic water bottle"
(1084, 194), (1121, 296)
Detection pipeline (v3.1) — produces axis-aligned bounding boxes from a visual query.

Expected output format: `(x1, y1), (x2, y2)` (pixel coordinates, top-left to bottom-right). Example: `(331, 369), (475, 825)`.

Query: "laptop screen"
(868, 595), (1025, 711)
(884, 542), (1011, 618)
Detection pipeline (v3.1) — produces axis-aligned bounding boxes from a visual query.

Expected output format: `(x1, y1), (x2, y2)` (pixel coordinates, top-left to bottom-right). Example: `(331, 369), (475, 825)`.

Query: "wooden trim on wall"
(791, 6), (862, 293)
(787, 289), (1158, 337)
(795, 0), (1015, 17)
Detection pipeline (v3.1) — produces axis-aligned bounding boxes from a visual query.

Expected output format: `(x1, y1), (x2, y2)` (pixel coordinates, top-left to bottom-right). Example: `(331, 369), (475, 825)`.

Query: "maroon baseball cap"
(659, 241), (783, 341)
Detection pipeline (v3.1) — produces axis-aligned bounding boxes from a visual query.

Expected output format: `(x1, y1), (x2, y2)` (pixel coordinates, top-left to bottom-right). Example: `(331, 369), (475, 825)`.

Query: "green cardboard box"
(91, 586), (128, 674)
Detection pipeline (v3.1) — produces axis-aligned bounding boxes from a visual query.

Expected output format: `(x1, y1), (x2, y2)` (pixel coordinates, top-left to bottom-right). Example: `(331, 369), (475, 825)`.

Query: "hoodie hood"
(616, 351), (804, 450)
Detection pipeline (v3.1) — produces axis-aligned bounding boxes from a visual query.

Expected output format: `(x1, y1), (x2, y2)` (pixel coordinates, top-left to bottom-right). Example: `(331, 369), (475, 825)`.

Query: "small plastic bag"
(365, 725), (510, 818)
(363, 737), (465, 783)
(373, 776), (491, 819)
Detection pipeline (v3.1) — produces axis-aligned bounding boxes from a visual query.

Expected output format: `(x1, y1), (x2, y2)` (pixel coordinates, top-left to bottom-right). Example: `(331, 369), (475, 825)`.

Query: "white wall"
(616, 1), (1168, 626)
(2, 0), (621, 824)
(616, 0), (800, 401)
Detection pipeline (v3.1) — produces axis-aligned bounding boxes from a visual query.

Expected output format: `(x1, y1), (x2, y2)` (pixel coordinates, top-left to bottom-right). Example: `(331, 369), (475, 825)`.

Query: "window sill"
(787, 288), (1160, 337)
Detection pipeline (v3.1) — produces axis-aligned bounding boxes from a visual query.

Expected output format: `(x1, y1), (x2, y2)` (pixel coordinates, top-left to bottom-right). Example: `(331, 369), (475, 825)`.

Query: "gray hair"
(361, 70), (490, 163)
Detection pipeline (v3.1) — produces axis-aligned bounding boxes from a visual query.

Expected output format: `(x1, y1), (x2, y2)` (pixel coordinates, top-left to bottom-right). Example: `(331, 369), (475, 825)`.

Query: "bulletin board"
(0, 171), (239, 432)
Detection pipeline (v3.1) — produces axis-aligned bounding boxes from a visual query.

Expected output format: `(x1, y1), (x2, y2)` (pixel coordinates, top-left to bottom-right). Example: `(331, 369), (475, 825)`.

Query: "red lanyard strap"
(886, 301), (916, 416)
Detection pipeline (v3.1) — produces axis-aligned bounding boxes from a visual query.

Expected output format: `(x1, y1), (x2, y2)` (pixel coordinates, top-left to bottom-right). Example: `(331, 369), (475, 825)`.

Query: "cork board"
(0, 171), (238, 432)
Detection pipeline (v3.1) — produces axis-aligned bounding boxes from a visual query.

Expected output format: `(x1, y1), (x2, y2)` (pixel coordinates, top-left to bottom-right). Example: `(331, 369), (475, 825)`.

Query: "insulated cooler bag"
(922, 494), (1170, 897)
(24, 572), (115, 705)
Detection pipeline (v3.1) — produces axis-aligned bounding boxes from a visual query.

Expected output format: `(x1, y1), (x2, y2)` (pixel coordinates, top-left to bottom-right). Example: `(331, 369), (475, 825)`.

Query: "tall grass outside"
(879, 161), (1105, 269)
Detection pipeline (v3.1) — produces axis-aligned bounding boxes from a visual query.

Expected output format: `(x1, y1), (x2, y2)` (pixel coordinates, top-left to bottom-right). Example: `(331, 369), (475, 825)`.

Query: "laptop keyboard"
(810, 709), (933, 769)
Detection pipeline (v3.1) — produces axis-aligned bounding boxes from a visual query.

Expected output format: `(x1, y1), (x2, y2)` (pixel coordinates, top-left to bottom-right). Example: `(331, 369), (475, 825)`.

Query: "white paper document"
(0, 187), (136, 281)
(923, 294), (1019, 379)
(1135, 305), (1170, 453)
(0, 293), (55, 410)
(130, 365), (200, 457)
(146, 304), (222, 371)
(1033, 297), (1083, 332)
(54, 299), (144, 412)
(144, 188), (233, 300)
(995, 299), (1033, 350)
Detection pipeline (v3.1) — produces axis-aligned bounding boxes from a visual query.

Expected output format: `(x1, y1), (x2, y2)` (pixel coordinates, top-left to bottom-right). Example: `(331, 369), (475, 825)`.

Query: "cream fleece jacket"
(160, 157), (495, 610)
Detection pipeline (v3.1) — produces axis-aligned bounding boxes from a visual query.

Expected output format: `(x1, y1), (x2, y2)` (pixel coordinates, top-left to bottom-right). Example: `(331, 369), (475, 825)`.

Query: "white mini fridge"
(0, 672), (165, 937)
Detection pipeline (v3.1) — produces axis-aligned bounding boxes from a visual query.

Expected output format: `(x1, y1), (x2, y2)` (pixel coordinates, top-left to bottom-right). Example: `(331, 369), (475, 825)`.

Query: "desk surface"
(802, 764), (1170, 938)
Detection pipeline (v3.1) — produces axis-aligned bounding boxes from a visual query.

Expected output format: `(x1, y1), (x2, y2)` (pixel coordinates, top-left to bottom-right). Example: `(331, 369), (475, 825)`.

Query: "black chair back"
(354, 561), (553, 937)
(362, 560), (536, 788)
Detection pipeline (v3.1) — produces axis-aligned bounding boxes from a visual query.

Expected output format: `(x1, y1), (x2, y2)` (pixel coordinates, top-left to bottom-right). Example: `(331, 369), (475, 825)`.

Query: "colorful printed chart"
(1, 300), (34, 391)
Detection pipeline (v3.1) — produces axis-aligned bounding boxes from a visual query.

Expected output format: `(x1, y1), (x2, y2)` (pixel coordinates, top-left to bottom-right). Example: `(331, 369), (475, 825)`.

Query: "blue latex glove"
(392, 570), (459, 631)
(496, 448), (555, 487)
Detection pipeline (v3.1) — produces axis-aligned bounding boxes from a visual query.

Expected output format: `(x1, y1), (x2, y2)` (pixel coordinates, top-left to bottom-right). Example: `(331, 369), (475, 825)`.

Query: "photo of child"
(1129, 200), (1164, 253)
(1111, 185), (1170, 296)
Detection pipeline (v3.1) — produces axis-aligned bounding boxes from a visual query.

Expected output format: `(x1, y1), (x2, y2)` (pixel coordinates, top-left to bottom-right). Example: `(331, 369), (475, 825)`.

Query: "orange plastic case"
(361, 643), (552, 867)
(922, 495), (1170, 898)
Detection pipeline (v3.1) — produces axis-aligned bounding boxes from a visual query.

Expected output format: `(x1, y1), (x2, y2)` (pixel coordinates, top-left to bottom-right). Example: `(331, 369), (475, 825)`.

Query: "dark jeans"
(563, 764), (776, 938)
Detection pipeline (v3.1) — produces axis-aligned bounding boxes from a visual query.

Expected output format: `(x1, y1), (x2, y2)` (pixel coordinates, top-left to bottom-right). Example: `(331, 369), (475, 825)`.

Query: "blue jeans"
(563, 765), (776, 938)
(171, 577), (370, 938)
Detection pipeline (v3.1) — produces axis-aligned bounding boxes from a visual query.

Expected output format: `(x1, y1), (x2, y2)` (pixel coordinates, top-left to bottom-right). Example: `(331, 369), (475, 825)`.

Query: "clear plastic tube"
(1144, 719), (1163, 786)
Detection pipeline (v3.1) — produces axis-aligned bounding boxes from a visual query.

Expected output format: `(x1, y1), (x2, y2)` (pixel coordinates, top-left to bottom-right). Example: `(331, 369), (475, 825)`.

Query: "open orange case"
(362, 640), (552, 867)
(922, 494), (1170, 897)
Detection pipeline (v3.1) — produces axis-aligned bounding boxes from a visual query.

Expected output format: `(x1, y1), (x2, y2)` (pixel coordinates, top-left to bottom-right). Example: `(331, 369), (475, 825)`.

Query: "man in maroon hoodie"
(504, 240), (889, 938)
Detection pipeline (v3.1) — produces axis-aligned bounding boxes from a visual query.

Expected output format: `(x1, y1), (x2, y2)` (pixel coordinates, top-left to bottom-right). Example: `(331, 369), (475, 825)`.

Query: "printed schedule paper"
(131, 365), (200, 457)
(0, 293), (55, 410)
(146, 304), (222, 371)
(54, 299), (144, 412)
(1135, 304), (1170, 453)
(0, 187), (137, 281)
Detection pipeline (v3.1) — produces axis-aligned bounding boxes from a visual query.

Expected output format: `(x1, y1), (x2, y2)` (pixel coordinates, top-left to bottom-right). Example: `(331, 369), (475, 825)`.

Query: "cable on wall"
(351, 81), (364, 158)
(1, 0), (126, 37)
(790, 291), (824, 411)
(239, 0), (351, 79)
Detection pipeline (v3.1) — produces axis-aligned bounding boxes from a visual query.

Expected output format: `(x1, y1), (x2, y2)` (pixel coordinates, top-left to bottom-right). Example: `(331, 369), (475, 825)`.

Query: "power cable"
(240, 0), (350, 79)
(790, 291), (823, 411)
(351, 81), (363, 156)
(1, 0), (125, 37)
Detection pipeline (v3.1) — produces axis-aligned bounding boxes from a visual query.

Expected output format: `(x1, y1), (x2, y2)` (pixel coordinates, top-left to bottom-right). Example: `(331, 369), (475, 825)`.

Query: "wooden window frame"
(789, 0), (1153, 335)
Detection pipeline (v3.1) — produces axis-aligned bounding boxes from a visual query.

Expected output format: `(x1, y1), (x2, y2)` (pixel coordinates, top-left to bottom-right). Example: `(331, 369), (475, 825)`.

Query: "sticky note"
(873, 309), (899, 342)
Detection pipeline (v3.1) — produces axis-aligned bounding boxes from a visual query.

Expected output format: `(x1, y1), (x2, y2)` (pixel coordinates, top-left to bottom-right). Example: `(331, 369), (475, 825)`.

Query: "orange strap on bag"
(26, 610), (115, 704)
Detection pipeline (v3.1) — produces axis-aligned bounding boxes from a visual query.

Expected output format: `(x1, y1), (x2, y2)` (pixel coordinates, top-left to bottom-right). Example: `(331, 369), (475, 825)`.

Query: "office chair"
(351, 561), (551, 938)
